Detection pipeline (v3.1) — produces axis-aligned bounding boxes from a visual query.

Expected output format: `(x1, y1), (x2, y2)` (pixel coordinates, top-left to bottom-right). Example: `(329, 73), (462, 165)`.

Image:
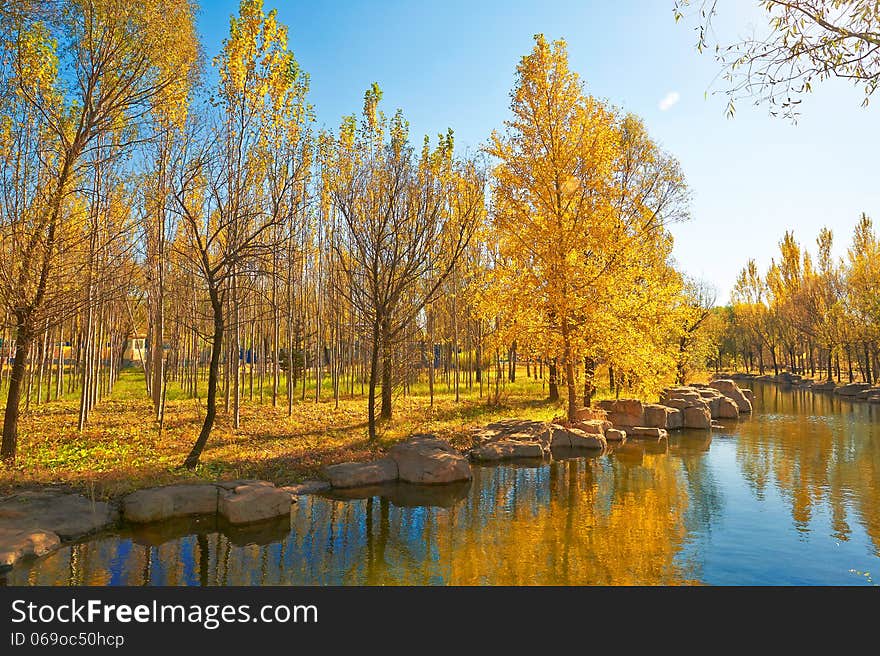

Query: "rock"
(660, 387), (704, 405)
(0, 489), (117, 540)
(742, 389), (755, 403)
(663, 397), (699, 411)
(323, 457), (399, 488)
(716, 396), (740, 419)
(643, 404), (678, 429)
(474, 419), (553, 452)
(605, 428), (627, 441)
(683, 405), (712, 429)
(218, 483), (292, 525)
(470, 440), (545, 461)
(572, 419), (611, 435)
(628, 426), (668, 440)
(0, 528), (61, 569)
(388, 435), (472, 484)
(666, 408), (683, 430)
(596, 399), (644, 427)
(214, 479), (276, 491)
(565, 428), (607, 449)
(280, 480), (331, 497)
(812, 380), (836, 391)
(834, 382), (872, 397)
(708, 379), (752, 413)
(572, 406), (609, 422)
(123, 484), (219, 523)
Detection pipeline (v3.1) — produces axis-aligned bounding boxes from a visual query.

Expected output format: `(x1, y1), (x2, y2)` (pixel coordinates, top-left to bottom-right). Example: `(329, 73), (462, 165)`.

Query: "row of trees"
(701, 215), (880, 382)
(1, 2), (711, 468)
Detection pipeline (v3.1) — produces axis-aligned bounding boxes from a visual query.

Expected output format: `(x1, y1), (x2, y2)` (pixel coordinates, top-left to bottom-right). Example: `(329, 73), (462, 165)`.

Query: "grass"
(0, 365), (581, 499)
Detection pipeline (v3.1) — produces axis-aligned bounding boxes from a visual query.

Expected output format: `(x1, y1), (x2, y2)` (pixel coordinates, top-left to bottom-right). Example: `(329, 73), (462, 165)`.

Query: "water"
(5, 383), (880, 585)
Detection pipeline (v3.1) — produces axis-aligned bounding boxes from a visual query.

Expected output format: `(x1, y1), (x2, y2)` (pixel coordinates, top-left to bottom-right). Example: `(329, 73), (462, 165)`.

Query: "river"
(5, 382), (880, 585)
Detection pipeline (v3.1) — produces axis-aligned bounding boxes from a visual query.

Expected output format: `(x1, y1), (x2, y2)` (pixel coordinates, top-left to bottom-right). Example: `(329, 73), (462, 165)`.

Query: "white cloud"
(658, 91), (680, 111)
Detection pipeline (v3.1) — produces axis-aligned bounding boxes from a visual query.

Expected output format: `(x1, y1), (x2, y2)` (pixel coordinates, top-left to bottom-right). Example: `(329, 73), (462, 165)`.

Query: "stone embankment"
(1, 478), (327, 572)
(729, 371), (880, 402)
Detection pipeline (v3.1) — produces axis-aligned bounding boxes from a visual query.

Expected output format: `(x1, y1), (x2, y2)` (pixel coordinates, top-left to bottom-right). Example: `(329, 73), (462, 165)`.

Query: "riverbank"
(1, 377), (755, 572)
(13, 379), (875, 586)
(728, 371), (880, 401)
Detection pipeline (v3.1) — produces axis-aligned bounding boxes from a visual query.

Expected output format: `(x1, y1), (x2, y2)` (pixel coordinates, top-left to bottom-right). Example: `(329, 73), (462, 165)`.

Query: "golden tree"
(484, 35), (690, 422)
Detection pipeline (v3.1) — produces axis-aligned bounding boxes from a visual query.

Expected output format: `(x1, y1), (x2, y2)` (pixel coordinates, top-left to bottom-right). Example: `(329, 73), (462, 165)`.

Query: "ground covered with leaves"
(0, 369), (570, 498)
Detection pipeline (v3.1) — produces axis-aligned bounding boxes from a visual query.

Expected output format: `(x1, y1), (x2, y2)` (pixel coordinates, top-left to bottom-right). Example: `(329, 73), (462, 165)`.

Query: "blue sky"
(197, 0), (880, 303)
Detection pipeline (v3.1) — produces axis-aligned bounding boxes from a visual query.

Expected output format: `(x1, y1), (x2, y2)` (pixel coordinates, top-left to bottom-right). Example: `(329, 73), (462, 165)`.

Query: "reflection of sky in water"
(6, 383), (880, 585)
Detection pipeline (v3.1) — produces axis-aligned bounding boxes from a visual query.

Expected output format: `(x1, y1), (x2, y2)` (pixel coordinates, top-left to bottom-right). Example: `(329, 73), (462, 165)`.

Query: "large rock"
(683, 405), (712, 429)
(742, 388), (755, 403)
(709, 379), (752, 413)
(660, 387), (704, 405)
(643, 404), (678, 429)
(0, 489), (118, 540)
(388, 435), (472, 484)
(716, 396), (740, 419)
(470, 440), (545, 461)
(280, 480), (331, 497)
(555, 427), (607, 450)
(628, 426), (668, 440)
(596, 399), (644, 427)
(572, 406), (609, 422)
(123, 484), (219, 523)
(473, 419), (553, 451)
(0, 489), (118, 570)
(0, 528), (60, 569)
(666, 408), (683, 430)
(834, 382), (873, 397)
(218, 483), (292, 525)
(605, 428), (627, 441)
(572, 419), (611, 435)
(323, 458), (399, 488)
(812, 380), (836, 391)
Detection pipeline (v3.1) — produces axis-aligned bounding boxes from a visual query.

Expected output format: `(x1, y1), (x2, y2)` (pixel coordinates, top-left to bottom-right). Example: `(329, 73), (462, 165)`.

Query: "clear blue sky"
(197, 0), (880, 304)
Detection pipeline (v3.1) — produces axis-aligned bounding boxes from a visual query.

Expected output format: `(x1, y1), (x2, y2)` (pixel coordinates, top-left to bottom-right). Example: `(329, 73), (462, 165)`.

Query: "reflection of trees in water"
(736, 383), (880, 552)
(670, 434), (724, 544)
(5, 450), (696, 585)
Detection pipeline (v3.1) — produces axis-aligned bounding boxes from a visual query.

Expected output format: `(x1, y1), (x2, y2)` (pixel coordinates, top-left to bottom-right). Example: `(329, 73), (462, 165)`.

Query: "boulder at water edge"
(323, 458), (399, 488)
(218, 483), (292, 525)
(123, 484), (220, 523)
(708, 379), (752, 413)
(596, 399), (644, 427)
(388, 435), (472, 484)
(470, 440), (545, 461)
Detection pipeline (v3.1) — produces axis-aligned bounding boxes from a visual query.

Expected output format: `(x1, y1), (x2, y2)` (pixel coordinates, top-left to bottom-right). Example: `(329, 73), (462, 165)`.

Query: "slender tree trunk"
(367, 318), (380, 441)
(184, 291), (224, 469)
(548, 358), (559, 402)
(380, 318), (392, 420)
(1, 315), (33, 462)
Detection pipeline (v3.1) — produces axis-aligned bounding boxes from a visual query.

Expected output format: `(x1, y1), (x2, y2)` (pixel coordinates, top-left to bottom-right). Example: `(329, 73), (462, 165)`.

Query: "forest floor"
(0, 366), (598, 499)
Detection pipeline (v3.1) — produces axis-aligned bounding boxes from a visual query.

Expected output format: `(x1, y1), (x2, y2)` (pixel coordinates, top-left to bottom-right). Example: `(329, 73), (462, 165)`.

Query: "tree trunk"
(380, 318), (392, 420)
(1, 315), (33, 462)
(367, 318), (380, 441)
(582, 356), (596, 407)
(548, 359), (559, 402)
(184, 291), (224, 469)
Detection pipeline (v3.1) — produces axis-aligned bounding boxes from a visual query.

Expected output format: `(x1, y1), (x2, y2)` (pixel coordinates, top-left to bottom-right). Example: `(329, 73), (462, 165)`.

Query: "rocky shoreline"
(729, 371), (880, 402)
(1, 378), (754, 573)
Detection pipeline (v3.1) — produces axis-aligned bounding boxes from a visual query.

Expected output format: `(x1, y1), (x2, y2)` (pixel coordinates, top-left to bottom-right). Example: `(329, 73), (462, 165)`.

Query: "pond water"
(5, 382), (880, 585)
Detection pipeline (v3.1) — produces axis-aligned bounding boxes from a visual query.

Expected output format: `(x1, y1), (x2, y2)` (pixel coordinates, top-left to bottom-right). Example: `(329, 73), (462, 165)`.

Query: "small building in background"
(122, 334), (147, 368)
